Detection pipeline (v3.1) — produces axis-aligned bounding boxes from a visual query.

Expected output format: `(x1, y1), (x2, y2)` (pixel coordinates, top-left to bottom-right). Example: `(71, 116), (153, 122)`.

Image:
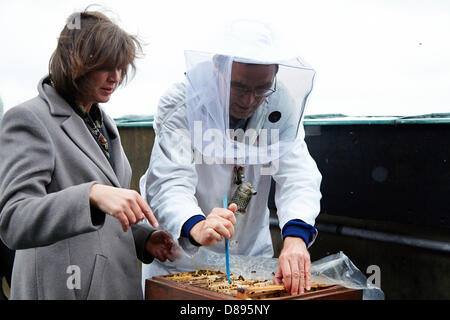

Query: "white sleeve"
(271, 123), (322, 243)
(140, 83), (204, 253)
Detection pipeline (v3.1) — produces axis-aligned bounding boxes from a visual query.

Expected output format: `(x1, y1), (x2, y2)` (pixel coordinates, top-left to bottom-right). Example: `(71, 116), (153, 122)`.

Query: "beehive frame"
(145, 271), (362, 300)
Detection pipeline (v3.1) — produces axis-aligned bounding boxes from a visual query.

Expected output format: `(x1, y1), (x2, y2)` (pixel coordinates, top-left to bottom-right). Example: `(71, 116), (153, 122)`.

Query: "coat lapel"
(39, 79), (121, 187)
(103, 113), (131, 187)
(61, 115), (121, 187)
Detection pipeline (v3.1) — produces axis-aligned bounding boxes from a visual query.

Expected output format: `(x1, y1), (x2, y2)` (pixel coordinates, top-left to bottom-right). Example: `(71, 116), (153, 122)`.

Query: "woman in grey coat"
(0, 9), (178, 299)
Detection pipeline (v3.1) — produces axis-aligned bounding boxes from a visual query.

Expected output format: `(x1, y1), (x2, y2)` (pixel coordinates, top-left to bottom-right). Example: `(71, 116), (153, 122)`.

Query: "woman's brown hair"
(49, 8), (143, 103)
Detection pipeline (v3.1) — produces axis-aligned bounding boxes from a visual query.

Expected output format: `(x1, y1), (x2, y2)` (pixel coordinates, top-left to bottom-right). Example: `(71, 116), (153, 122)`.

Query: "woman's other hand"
(145, 230), (181, 262)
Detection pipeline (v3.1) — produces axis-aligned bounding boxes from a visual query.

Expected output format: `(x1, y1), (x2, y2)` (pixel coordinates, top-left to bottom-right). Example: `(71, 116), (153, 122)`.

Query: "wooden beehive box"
(145, 270), (362, 300)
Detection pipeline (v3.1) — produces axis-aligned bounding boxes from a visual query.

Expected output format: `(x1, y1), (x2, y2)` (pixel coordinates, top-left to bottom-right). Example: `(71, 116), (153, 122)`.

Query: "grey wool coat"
(0, 77), (156, 299)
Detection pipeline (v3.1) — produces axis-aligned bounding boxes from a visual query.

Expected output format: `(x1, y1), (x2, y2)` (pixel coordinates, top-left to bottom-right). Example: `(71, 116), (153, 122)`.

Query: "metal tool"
(230, 166), (257, 214)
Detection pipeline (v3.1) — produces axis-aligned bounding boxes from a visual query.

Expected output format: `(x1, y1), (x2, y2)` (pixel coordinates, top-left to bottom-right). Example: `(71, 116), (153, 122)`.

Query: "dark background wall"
(117, 122), (450, 300)
(301, 123), (450, 299)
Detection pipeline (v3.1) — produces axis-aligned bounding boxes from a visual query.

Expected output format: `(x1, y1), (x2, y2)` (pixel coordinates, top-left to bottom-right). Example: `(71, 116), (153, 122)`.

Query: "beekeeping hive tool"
(223, 194), (231, 284)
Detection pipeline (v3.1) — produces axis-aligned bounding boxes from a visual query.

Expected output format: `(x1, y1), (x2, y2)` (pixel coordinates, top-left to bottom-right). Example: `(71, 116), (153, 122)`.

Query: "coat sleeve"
(140, 83), (204, 253)
(131, 222), (156, 264)
(271, 122), (322, 247)
(0, 106), (105, 250)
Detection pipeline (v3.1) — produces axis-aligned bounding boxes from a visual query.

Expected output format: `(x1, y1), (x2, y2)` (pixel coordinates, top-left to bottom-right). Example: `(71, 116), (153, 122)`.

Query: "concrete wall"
(118, 126), (155, 192)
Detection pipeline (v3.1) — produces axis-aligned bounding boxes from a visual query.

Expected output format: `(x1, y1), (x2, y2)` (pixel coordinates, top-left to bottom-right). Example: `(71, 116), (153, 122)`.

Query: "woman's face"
(81, 68), (121, 110)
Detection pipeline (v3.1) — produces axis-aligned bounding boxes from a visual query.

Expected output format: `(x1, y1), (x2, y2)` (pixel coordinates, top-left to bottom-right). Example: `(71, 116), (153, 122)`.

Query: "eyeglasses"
(230, 78), (277, 98)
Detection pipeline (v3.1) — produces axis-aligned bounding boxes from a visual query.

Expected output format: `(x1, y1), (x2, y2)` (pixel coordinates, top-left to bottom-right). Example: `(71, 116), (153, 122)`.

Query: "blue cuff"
(182, 215), (206, 246)
(281, 219), (316, 247)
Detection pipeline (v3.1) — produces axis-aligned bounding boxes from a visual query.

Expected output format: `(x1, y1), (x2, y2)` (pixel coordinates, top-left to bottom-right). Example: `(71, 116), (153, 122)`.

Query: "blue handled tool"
(223, 194), (231, 284)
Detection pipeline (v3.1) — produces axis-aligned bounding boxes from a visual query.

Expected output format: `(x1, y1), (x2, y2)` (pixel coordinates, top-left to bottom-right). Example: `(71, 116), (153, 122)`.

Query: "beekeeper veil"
(184, 19), (315, 166)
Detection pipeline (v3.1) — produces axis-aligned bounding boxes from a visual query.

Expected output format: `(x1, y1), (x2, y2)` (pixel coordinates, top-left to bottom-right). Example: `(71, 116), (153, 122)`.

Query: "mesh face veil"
(184, 20), (316, 166)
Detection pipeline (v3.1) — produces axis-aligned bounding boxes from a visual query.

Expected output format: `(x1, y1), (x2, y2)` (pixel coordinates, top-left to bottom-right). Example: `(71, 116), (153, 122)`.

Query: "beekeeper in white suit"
(140, 20), (322, 295)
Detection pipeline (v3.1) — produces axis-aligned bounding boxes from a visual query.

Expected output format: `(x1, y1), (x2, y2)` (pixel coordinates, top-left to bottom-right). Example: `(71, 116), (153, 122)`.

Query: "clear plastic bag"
(309, 251), (385, 300)
(172, 247), (384, 300)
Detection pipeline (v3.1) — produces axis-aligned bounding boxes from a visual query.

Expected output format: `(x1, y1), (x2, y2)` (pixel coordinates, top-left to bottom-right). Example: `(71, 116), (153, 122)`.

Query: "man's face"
(229, 62), (277, 120)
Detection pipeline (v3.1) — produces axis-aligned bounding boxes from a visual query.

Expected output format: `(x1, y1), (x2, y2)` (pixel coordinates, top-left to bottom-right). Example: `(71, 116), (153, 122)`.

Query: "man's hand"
(190, 204), (237, 246)
(89, 184), (159, 232)
(273, 237), (311, 295)
(145, 230), (180, 262)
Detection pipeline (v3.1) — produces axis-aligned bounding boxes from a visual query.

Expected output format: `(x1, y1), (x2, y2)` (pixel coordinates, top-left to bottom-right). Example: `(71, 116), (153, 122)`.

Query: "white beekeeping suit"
(140, 20), (322, 282)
